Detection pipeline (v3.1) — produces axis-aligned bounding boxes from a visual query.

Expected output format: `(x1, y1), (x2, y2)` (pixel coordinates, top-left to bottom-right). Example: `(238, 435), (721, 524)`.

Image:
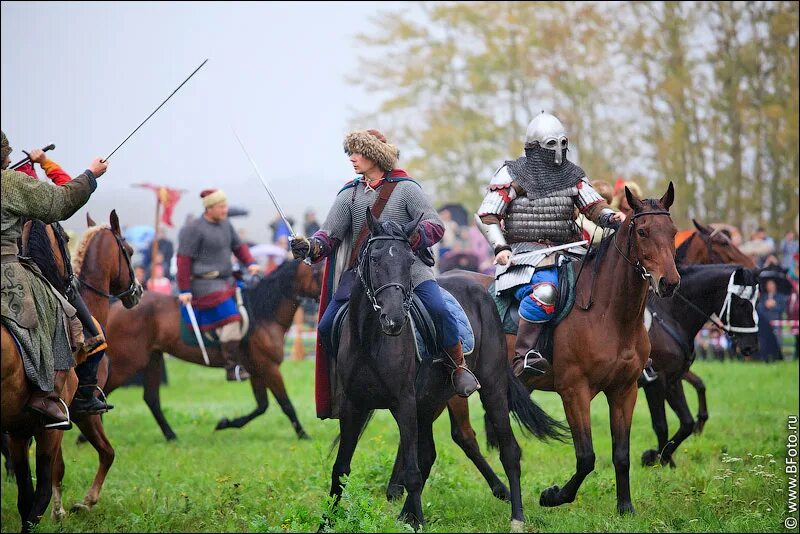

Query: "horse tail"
(506, 365), (569, 442)
(327, 410), (376, 459)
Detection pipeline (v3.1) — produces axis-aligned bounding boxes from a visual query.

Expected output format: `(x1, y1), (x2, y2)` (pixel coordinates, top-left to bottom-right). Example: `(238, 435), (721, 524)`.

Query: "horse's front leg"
(641, 379), (669, 467)
(392, 397), (423, 530)
(682, 371), (708, 434)
(540, 384), (595, 508)
(607, 384), (638, 515)
(659, 379), (696, 468)
(8, 434), (34, 529)
(215, 370), (269, 431)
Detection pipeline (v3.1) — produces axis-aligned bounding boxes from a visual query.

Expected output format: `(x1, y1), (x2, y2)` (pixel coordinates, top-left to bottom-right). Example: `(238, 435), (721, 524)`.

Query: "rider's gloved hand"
(291, 236), (311, 260)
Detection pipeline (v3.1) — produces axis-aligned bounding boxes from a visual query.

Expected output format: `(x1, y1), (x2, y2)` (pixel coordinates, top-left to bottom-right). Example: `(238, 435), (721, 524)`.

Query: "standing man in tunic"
(176, 189), (261, 381)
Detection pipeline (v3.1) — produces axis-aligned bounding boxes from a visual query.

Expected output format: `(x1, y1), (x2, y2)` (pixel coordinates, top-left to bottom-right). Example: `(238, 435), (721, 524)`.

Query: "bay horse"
(101, 257), (322, 440)
(389, 184), (680, 515)
(1, 210), (140, 532)
(328, 209), (565, 531)
(641, 264), (760, 468)
(673, 218), (756, 433)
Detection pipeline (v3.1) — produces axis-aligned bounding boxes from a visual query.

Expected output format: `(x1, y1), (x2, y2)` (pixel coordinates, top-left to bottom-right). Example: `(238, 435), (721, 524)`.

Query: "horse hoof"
(215, 418), (230, 431)
(617, 502), (636, 515)
(662, 456), (677, 469)
(76, 433), (89, 445)
(71, 502), (91, 513)
(51, 507), (67, 521)
(641, 449), (660, 467)
(386, 484), (404, 501)
(510, 519), (525, 533)
(166, 432), (178, 441)
(539, 485), (562, 507)
(298, 430), (311, 440)
(492, 483), (511, 502)
(398, 513), (423, 532)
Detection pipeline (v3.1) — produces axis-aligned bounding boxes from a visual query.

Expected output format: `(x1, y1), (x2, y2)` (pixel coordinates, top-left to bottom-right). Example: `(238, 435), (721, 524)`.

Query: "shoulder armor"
(489, 165), (513, 190)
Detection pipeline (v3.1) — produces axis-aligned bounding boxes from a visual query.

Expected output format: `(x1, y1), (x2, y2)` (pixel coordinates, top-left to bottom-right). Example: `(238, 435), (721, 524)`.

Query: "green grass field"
(2, 358), (798, 533)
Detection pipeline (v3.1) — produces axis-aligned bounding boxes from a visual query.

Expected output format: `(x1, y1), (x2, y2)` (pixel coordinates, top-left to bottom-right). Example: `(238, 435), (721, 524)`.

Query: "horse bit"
(358, 235), (414, 314)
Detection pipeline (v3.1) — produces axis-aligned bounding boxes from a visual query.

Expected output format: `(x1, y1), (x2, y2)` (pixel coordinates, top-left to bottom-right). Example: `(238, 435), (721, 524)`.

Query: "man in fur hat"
(176, 189), (261, 381)
(291, 129), (479, 420)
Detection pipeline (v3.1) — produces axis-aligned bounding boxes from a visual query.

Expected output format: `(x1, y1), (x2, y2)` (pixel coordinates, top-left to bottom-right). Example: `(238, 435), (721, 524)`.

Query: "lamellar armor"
(476, 113), (616, 294)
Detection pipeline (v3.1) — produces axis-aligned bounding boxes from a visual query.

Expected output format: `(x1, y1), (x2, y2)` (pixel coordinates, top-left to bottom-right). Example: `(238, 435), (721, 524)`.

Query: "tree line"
(350, 1), (798, 235)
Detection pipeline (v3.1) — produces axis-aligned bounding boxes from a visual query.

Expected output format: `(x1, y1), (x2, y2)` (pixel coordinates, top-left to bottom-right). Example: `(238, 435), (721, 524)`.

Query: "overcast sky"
(2, 1), (412, 244)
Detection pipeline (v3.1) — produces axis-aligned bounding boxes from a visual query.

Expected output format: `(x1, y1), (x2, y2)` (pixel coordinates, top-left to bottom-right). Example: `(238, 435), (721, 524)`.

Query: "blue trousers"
(513, 266), (559, 323)
(319, 279), (459, 355)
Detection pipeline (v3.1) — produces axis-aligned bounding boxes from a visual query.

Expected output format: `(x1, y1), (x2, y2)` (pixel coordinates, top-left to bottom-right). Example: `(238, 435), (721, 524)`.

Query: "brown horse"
(101, 258), (322, 440)
(672, 218), (756, 433)
(1, 210), (140, 532)
(388, 184), (680, 514)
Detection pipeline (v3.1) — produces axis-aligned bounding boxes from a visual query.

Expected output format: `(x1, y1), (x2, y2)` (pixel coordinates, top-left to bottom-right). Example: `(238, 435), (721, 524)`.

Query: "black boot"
(221, 341), (250, 382)
(70, 290), (106, 355)
(512, 319), (551, 377)
(444, 341), (480, 397)
(27, 370), (72, 430)
(71, 353), (113, 416)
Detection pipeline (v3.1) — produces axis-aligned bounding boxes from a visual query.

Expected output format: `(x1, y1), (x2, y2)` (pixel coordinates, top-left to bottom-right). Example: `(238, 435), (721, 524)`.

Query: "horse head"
(78, 210), (143, 308)
(721, 266), (761, 358)
(361, 207), (421, 336)
(297, 261), (324, 302)
(691, 219), (756, 268)
(623, 182), (680, 297)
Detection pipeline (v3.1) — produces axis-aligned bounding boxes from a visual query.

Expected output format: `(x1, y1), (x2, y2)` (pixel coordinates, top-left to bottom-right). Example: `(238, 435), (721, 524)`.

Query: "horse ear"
(693, 218), (713, 235)
(110, 210), (121, 235)
(366, 207), (380, 236)
(86, 213), (96, 228)
(660, 181), (675, 210)
(625, 186), (644, 212)
(404, 213), (424, 240)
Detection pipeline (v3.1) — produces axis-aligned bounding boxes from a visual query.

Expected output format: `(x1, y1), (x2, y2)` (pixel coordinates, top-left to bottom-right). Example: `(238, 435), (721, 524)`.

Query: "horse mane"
(25, 220), (67, 293)
(73, 224), (110, 277)
(247, 259), (302, 323)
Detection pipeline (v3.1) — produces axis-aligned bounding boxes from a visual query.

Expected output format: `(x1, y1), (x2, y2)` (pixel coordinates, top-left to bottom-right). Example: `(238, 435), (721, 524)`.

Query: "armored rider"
(176, 189), (261, 381)
(476, 112), (625, 377)
(291, 129), (480, 409)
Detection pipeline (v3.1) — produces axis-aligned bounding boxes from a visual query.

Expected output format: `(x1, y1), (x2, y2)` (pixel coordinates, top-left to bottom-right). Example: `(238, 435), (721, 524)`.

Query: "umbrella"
(759, 269), (794, 295)
(228, 205), (250, 218)
(249, 243), (289, 258)
(438, 203), (469, 226)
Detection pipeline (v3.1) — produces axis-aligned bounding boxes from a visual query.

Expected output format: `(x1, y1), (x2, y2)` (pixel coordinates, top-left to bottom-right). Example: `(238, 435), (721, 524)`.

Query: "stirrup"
(43, 398), (72, 430)
(522, 350), (549, 376)
(451, 365), (481, 396)
(641, 367), (658, 383)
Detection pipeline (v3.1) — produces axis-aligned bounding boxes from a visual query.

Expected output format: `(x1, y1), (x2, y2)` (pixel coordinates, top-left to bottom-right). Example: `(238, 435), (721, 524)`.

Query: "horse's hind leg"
(142, 351), (177, 440)
(28, 431), (58, 528)
(659, 380), (696, 468)
(450, 397), (509, 501)
(1, 432), (14, 480)
(682, 371), (708, 434)
(8, 434), (34, 529)
(71, 414), (115, 512)
(479, 379), (523, 527)
(607, 385), (638, 515)
(641, 380), (669, 467)
(540, 386), (595, 508)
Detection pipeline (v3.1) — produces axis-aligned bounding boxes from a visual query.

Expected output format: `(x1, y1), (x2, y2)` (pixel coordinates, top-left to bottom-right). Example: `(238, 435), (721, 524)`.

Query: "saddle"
(489, 255), (577, 363)
(329, 286), (475, 363)
(178, 283), (253, 348)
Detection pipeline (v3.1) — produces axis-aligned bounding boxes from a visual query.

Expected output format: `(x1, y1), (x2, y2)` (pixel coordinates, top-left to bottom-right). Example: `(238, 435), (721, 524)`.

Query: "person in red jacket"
(16, 145), (113, 415)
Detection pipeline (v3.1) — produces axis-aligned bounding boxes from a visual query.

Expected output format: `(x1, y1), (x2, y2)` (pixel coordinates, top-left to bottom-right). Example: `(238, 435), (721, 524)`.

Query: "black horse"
(327, 209), (565, 531)
(641, 264), (760, 467)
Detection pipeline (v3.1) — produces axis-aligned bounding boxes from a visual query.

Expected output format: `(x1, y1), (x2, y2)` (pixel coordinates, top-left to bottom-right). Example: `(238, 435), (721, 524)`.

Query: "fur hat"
(343, 129), (399, 172)
(1, 131), (11, 167)
(200, 188), (227, 208)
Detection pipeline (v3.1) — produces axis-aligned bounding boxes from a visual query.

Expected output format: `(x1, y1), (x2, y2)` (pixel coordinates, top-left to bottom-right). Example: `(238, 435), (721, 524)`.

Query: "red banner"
(136, 183), (182, 227)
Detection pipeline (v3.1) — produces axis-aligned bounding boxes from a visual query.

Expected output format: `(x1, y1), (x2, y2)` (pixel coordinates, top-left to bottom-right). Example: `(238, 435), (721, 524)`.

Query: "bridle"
(673, 271), (759, 335)
(78, 230), (141, 301)
(613, 209), (673, 281)
(357, 235), (414, 315)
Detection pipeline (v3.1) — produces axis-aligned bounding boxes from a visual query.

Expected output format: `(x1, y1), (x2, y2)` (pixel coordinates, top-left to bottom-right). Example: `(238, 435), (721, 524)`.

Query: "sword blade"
(184, 302), (211, 366)
(231, 128), (296, 237)
(104, 59), (208, 162)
